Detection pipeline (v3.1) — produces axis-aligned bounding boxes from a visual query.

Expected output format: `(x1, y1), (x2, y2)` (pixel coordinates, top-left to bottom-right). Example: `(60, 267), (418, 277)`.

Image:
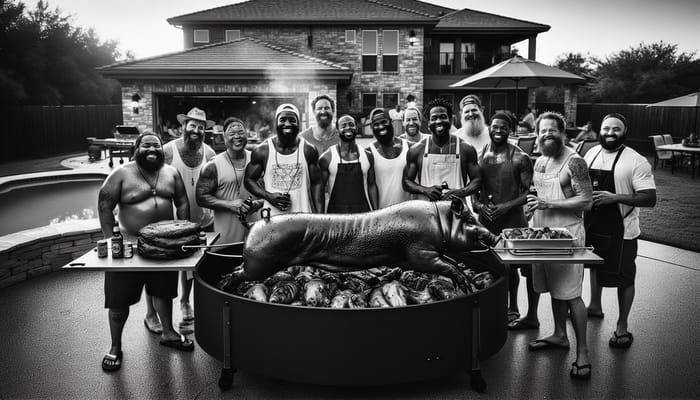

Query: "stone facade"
(122, 79), (338, 132)
(0, 229), (102, 289)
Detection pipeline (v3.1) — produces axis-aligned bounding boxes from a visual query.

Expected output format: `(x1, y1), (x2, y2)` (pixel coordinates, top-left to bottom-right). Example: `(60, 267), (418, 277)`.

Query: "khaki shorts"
(532, 263), (583, 300)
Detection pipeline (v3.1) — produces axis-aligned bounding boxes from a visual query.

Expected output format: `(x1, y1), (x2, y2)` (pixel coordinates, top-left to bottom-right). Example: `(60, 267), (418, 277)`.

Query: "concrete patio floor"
(0, 240), (698, 399)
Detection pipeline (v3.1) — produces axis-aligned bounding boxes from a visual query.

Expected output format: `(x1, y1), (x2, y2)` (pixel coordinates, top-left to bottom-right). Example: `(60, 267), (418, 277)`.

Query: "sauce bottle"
(111, 220), (123, 259)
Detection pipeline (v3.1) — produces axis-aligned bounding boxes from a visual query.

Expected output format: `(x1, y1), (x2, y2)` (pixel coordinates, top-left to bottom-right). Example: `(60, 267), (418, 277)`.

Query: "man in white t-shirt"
(388, 104), (404, 136)
(583, 113), (656, 350)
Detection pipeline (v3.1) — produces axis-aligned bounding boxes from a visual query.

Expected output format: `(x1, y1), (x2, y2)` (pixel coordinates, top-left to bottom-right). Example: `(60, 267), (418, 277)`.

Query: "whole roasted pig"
(235, 198), (498, 293)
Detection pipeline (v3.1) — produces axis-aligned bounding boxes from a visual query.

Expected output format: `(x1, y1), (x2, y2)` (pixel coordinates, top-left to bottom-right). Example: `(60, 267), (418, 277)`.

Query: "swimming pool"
(0, 174), (105, 237)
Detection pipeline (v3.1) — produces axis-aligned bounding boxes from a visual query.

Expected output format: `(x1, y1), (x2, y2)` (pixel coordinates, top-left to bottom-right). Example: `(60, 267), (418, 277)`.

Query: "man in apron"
(244, 103), (324, 215)
(583, 113), (656, 349)
(472, 112), (536, 329)
(196, 117), (264, 245)
(526, 112), (593, 380)
(320, 115), (378, 213)
(403, 98), (481, 202)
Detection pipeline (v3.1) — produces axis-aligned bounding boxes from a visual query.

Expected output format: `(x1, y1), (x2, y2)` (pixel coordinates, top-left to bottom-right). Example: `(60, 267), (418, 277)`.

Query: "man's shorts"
(104, 271), (178, 309)
(596, 239), (638, 288)
(532, 263), (583, 300)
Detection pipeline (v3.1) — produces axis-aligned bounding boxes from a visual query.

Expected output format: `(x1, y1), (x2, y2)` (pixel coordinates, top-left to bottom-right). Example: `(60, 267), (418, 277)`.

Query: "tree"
(0, 0), (123, 105)
(589, 41), (700, 103)
(534, 52), (595, 103)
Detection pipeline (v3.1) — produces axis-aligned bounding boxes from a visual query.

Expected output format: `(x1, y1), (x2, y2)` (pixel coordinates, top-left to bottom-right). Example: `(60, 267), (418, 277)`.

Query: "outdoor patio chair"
(575, 139), (598, 157)
(652, 134), (674, 172)
(516, 136), (536, 156)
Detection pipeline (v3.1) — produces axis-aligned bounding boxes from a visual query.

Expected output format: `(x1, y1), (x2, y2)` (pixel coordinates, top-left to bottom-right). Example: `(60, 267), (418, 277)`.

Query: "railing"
(439, 52), (454, 74)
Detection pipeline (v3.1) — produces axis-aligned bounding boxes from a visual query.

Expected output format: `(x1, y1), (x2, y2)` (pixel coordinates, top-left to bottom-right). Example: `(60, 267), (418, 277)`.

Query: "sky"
(42, 0), (700, 65)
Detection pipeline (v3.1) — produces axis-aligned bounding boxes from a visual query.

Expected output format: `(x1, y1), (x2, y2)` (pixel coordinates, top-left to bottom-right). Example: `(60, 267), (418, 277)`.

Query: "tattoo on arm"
(568, 157), (592, 196)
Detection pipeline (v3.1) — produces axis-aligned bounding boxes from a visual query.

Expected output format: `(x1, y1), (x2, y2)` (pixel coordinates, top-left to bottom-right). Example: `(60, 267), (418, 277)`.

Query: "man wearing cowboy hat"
(143, 107), (216, 331)
(245, 103), (324, 215)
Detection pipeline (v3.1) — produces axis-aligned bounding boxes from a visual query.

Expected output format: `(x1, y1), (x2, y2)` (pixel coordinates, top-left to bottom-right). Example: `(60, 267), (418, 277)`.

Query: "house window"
(493, 45), (511, 64)
(362, 93), (377, 116)
(461, 42), (476, 73)
(225, 30), (241, 41)
(439, 42), (454, 74)
(193, 29), (210, 44)
(362, 30), (377, 72)
(383, 93), (398, 109)
(345, 30), (356, 43)
(382, 30), (399, 72)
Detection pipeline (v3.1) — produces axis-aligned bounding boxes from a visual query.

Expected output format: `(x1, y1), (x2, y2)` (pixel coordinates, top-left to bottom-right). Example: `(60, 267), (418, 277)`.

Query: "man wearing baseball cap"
(244, 103), (324, 215)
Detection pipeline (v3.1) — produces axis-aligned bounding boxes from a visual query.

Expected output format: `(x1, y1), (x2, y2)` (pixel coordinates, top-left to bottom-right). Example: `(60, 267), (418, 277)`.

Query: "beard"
(339, 129), (356, 143)
(135, 150), (165, 171)
(600, 134), (626, 150)
(429, 121), (452, 137)
(373, 122), (395, 145)
(404, 123), (420, 136)
(316, 112), (332, 129)
(276, 124), (300, 139)
(184, 129), (204, 147)
(462, 115), (486, 137)
(538, 134), (564, 157)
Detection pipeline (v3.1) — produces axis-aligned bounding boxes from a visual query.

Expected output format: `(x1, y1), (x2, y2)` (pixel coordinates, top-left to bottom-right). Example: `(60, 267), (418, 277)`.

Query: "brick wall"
(0, 229), (102, 289)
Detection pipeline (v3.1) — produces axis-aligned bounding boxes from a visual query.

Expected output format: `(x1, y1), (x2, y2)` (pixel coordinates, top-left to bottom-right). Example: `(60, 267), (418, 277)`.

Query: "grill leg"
(470, 300), (486, 392)
(218, 302), (236, 390)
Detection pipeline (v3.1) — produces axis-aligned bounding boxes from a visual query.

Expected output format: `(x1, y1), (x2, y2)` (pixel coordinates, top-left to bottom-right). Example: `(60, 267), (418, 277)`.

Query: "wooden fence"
(2, 105), (123, 162)
(535, 102), (700, 155)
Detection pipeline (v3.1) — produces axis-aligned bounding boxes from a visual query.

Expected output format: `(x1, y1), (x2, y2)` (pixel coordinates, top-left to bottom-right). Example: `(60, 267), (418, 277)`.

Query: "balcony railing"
(425, 48), (510, 75)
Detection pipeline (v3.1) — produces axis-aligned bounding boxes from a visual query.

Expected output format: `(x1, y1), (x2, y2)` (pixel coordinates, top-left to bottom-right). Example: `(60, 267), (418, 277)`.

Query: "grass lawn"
(1, 152), (698, 252)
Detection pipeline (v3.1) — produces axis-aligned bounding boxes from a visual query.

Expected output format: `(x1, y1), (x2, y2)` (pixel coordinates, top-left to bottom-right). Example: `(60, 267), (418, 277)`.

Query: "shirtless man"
(526, 112), (593, 380)
(319, 114), (378, 213)
(455, 95), (490, 156)
(471, 112), (535, 328)
(159, 107), (216, 326)
(403, 98), (481, 202)
(364, 108), (411, 208)
(97, 131), (193, 372)
(299, 94), (339, 155)
(398, 106), (428, 145)
(245, 103), (324, 214)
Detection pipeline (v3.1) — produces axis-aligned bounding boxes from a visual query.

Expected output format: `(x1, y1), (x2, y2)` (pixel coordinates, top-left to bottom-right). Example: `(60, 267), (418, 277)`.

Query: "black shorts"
(104, 271), (178, 309)
(595, 239), (637, 288)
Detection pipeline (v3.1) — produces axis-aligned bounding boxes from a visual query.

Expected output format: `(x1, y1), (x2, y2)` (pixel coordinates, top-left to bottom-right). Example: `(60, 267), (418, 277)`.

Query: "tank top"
(263, 137), (312, 215)
(369, 139), (410, 208)
(165, 140), (214, 228)
(212, 150), (253, 244)
(327, 143), (371, 210)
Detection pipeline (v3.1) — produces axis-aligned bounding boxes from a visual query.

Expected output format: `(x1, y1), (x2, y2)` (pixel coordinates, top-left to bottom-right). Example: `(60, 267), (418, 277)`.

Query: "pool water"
(0, 179), (104, 237)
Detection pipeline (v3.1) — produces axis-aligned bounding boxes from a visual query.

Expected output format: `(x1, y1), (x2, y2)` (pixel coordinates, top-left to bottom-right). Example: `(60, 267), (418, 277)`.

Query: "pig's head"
(447, 196), (500, 251)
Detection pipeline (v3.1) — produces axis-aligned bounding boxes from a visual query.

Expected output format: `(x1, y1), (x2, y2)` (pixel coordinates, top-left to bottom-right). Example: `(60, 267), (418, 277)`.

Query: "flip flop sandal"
(609, 331), (633, 348)
(570, 362), (592, 380)
(160, 335), (195, 352)
(528, 338), (570, 351)
(102, 350), (123, 372)
(508, 319), (540, 331)
(507, 311), (521, 323)
(144, 319), (163, 334)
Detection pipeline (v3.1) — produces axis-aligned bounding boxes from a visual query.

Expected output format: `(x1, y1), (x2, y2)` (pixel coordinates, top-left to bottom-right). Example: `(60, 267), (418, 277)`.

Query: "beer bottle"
(526, 185), (537, 221)
(111, 220), (123, 259)
(441, 181), (449, 195)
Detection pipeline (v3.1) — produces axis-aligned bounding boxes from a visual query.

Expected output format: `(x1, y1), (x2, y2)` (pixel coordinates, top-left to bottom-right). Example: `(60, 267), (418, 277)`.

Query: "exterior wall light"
(409, 30), (417, 46)
(131, 93), (142, 114)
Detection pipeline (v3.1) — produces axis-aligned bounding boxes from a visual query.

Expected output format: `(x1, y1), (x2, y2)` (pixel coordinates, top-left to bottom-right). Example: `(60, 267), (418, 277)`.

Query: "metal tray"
(501, 227), (575, 251)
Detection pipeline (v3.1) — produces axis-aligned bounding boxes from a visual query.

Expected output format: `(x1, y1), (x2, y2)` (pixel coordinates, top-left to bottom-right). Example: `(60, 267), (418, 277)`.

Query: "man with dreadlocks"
(403, 98), (482, 202)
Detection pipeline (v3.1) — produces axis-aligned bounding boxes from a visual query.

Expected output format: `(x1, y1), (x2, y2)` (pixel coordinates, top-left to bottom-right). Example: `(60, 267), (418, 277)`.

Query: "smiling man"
(299, 94), (339, 155)
(245, 103), (324, 215)
(196, 117), (264, 244)
(403, 98), (481, 202)
(455, 95), (491, 155)
(398, 106), (429, 145)
(582, 113), (656, 350)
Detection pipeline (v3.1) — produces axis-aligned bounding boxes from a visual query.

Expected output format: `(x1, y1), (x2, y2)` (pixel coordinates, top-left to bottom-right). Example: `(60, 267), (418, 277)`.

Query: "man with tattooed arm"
(525, 112), (594, 380)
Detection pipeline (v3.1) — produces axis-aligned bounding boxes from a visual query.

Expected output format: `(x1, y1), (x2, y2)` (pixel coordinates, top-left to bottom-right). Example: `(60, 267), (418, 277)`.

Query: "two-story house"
(98, 0), (549, 134)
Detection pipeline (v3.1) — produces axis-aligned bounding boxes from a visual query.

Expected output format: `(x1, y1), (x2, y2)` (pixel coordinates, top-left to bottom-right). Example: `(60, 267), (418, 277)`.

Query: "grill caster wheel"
(218, 368), (235, 390)
(470, 370), (486, 392)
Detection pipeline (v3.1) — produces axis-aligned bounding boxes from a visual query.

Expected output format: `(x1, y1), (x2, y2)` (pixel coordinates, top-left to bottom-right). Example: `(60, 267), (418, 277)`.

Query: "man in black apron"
(319, 115), (378, 213)
(583, 113), (656, 349)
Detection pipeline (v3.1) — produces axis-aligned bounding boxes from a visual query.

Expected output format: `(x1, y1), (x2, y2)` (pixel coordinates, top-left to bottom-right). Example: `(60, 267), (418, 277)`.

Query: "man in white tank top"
(364, 108), (411, 208)
(196, 117), (264, 245)
(245, 103), (324, 215)
(160, 107), (216, 326)
(403, 98), (481, 202)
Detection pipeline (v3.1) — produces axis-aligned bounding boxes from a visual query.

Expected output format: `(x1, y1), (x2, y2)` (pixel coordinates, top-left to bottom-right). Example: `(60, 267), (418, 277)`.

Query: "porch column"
(564, 85), (578, 127)
(528, 35), (537, 60)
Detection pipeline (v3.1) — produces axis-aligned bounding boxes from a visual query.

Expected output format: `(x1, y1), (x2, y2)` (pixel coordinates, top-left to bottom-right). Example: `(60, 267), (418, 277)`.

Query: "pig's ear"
(449, 195), (465, 216)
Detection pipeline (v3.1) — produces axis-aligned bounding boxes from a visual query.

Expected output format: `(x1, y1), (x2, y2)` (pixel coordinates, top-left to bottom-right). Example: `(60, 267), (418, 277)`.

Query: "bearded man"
(245, 103), (324, 215)
(398, 106), (429, 145)
(583, 113), (656, 350)
(299, 94), (339, 155)
(526, 112), (593, 380)
(97, 131), (193, 372)
(455, 95), (490, 155)
(403, 98), (481, 202)
(196, 117), (264, 245)
(319, 114), (378, 213)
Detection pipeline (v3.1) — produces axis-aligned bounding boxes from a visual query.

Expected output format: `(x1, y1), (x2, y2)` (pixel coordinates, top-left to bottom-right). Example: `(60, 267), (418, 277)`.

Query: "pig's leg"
(407, 248), (469, 293)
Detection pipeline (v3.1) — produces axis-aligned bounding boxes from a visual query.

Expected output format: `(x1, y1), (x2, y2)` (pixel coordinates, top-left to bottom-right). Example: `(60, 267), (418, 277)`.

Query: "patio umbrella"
(449, 55), (586, 115)
(646, 91), (700, 136)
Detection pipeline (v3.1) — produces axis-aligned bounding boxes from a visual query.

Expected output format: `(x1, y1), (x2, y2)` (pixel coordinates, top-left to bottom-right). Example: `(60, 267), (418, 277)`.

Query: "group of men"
(97, 93), (656, 381)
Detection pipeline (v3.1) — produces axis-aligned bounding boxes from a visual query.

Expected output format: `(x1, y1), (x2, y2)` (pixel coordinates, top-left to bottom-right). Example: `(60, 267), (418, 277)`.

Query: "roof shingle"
(434, 8), (550, 31)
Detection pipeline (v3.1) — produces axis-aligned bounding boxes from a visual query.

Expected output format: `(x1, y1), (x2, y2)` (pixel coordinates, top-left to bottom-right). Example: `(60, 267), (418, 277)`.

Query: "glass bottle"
(111, 220), (123, 259)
